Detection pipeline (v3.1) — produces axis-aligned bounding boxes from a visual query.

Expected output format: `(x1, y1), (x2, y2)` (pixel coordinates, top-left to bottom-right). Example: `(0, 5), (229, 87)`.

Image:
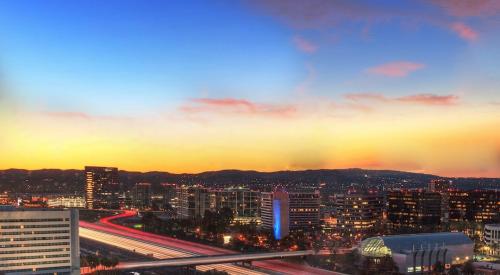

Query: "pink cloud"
(181, 98), (297, 118)
(450, 22), (478, 41)
(430, 0), (500, 17)
(367, 61), (425, 77)
(344, 92), (459, 106)
(344, 93), (388, 102)
(293, 35), (318, 53)
(396, 94), (459, 105)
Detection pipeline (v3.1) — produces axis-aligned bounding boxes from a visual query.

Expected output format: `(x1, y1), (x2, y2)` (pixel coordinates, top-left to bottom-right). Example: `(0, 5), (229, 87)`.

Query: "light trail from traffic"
(80, 210), (340, 275)
(80, 227), (266, 275)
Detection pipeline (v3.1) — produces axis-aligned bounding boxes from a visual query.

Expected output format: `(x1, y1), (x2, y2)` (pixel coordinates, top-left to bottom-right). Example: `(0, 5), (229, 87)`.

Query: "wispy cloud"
(344, 92), (459, 106)
(396, 94), (459, 105)
(293, 35), (318, 53)
(430, 0), (500, 17)
(41, 111), (132, 121)
(367, 61), (425, 77)
(180, 98), (297, 118)
(450, 22), (478, 41)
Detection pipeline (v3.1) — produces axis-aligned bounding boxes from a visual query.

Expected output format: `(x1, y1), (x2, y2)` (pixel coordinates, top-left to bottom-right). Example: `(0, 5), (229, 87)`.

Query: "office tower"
(261, 189), (320, 239)
(484, 224), (500, 256)
(428, 179), (452, 223)
(288, 190), (320, 230)
(161, 183), (178, 210)
(0, 207), (80, 275)
(387, 190), (442, 229)
(177, 185), (211, 219)
(261, 190), (289, 240)
(84, 166), (120, 209)
(448, 189), (469, 222)
(132, 183), (152, 210)
(333, 188), (384, 234)
(428, 179), (451, 192)
(212, 188), (260, 223)
(448, 189), (499, 224)
(467, 190), (499, 223)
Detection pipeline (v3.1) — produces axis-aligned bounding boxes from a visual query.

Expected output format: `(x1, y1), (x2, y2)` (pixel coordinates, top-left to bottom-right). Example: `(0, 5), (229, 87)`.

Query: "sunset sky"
(1, 0), (499, 177)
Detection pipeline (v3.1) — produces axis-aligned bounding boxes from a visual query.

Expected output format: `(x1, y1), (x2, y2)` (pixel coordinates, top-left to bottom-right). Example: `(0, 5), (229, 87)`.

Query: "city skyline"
(1, 0), (500, 177)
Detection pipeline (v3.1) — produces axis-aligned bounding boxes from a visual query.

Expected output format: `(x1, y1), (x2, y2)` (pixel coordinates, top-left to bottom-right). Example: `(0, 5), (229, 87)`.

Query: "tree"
(100, 257), (112, 269)
(462, 260), (475, 275)
(217, 207), (234, 232)
(378, 255), (400, 274)
(448, 266), (460, 275)
(109, 257), (119, 268)
(86, 254), (99, 270)
(339, 250), (362, 274)
(433, 261), (445, 274)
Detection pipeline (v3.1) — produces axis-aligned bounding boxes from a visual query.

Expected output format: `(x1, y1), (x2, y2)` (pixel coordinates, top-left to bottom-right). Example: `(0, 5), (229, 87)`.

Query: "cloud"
(250, 0), (399, 30)
(293, 35), (318, 53)
(396, 94), (459, 105)
(344, 93), (388, 102)
(41, 111), (132, 121)
(366, 61), (425, 77)
(450, 22), (478, 41)
(180, 98), (297, 118)
(430, 0), (500, 17)
(344, 92), (459, 106)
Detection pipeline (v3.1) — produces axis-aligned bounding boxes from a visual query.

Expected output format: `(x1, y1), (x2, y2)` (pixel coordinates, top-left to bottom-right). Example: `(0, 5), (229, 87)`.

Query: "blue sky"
(1, 0), (499, 176)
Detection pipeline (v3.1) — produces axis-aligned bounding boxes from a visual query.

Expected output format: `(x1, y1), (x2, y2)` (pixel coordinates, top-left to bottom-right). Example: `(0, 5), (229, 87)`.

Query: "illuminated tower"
(85, 166), (120, 209)
(262, 189), (319, 239)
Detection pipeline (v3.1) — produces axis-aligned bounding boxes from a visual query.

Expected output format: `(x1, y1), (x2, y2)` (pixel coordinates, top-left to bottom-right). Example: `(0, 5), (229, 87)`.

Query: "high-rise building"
(288, 190), (320, 230)
(467, 190), (499, 223)
(0, 207), (80, 275)
(84, 166), (120, 209)
(261, 190), (289, 240)
(212, 188), (260, 222)
(387, 190), (442, 229)
(447, 189), (499, 224)
(484, 224), (500, 256)
(261, 189), (320, 239)
(448, 190), (469, 222)
(177, 185), (211, 219)
(161, 183), (178, 210)
(132, 183), (152, 210)
(333, 188), (384, 233)
(428, 179), (452, 223)
(428, 179), (451, 192)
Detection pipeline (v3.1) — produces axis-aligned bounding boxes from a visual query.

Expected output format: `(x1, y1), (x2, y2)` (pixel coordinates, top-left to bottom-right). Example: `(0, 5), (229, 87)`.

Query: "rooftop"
(361, 232), (473, 257)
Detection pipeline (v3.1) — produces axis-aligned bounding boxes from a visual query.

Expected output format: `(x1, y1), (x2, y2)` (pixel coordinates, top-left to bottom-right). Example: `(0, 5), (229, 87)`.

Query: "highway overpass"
(118, 250), (321, 270)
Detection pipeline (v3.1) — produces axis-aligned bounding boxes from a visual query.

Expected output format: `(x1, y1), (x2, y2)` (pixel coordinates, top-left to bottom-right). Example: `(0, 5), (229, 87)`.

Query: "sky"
(0, 0), (499, 177)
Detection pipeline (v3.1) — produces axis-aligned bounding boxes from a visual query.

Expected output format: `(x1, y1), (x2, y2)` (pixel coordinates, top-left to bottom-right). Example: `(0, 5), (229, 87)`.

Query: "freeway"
(80, 210), (340, 275)
(80, 227), (266, 275)
(119, 250), (322, 269)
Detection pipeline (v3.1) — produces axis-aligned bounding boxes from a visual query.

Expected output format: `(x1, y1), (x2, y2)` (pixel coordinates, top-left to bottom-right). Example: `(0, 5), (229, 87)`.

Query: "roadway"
(79, 227), (265, 275)
(79, 210), (340, 275)
(119, 250), (323, 269)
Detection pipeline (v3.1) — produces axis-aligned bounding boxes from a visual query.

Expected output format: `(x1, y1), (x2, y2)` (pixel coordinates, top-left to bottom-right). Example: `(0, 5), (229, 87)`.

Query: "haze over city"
(1, 0), (499, 177)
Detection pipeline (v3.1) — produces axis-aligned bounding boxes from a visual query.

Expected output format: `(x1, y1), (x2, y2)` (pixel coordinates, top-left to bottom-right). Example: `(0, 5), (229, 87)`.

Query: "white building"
(47, 196), (85, 208)
(484, 224), (500, 256)
(360, 232), (473, 274)
(0, 207), (80, 275)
